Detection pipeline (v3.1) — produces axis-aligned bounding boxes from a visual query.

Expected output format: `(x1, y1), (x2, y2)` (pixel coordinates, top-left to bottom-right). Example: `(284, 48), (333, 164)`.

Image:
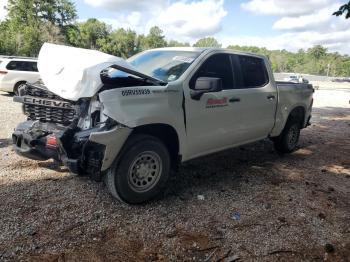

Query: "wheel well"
(288, 106), (305, 128)
(14, 81), (26, 93)
(132, 124), (180, 169)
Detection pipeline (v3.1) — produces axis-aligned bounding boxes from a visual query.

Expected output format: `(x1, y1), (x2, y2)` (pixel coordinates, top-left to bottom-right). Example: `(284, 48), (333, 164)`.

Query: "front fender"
(98, 85), (187, 157)
(89, 126), (132, 171)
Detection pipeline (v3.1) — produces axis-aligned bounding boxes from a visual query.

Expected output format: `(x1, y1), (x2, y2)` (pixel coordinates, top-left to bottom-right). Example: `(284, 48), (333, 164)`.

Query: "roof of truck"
(151, 47), (267, 59)
(152, 47), (265, 57)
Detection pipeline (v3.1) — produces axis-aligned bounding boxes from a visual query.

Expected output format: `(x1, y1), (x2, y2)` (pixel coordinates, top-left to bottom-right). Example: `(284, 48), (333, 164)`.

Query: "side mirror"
(190, 77), (222, 100)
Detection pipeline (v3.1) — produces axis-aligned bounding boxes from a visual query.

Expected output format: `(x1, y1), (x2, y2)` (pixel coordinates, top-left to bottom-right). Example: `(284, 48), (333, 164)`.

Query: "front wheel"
(14, 82), (27, 96)
(273, 120), (301, 153)
(105, 134), (171, 204)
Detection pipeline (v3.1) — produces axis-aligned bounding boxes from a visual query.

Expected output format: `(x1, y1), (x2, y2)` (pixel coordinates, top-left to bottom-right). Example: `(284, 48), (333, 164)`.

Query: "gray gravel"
(0, 90), (349, 261)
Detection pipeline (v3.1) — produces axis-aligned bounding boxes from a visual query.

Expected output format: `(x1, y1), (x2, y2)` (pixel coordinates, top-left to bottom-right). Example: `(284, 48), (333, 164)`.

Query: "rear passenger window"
(190, 54), (234, 90)
(6, 61), (38, 72)
(237, 55), (268, 88)
(28, 62), (38, 72)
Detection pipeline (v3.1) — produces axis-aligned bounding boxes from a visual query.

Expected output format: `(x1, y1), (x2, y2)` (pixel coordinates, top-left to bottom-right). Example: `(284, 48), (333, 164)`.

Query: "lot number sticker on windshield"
(172, 56), (195, 64)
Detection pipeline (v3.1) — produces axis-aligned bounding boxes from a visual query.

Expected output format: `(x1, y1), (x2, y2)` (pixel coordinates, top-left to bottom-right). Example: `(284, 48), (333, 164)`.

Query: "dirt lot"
(0, 89), (349, 261)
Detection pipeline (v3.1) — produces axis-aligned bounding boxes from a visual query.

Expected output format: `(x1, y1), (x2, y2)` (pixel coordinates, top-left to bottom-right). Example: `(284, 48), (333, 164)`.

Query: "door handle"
(229, 97), (241, 103)
(267, 95), (276, 100)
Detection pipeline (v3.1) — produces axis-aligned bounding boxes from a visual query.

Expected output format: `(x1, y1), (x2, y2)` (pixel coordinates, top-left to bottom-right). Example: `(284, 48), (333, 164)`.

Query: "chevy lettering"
(23, 96), (73, 109)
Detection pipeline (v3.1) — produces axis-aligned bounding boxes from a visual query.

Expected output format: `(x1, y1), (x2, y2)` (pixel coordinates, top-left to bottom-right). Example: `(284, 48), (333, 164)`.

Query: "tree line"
(1, 0), (349, 77)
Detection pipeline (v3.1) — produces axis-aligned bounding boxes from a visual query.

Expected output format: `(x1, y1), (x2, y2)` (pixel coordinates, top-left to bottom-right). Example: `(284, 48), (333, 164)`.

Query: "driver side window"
(190, 54), (234, 90)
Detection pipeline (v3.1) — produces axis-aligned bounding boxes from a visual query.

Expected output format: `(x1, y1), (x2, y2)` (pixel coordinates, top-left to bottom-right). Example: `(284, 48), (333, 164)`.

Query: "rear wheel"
(105, 134), (171, 204)
(273, 120), (301, 153)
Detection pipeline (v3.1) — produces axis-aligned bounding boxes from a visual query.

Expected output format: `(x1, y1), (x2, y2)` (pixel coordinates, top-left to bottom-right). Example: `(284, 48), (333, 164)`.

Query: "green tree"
(308, 45), (327, 60)
(41, 22), (66, 44)
(67, 18), (110, 49)
(136, 34), (146, 51)
(140, 26), (167, 50)
(193, 37), (221, 48)
(0, 20), (19, 55)
(333, 1), (350, 19)
(7, 0), (76, 27)
(98, 28), (138, 58)
(1, 0), (77, 56)
(167, 40), (190, 47)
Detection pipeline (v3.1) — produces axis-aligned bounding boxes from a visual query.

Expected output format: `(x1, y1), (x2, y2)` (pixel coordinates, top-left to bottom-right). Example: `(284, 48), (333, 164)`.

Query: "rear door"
(228, 54), (277, 142)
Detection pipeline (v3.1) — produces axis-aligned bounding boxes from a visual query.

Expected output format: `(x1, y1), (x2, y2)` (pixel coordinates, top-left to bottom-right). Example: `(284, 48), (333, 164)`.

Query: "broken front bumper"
(12, 121), (60, 161)
(12, 121), (132, 177)
(61, 125), (132, 175)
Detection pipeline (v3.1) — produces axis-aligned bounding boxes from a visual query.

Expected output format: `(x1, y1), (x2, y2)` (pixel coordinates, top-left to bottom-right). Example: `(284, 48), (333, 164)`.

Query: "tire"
(273, 120), (301, 153)
(14, 82), (26, 96)
(105, 134), (171, 204)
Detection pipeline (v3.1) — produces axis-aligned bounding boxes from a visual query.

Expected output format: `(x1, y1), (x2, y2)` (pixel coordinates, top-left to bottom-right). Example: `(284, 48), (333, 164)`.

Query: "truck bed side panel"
(270, 82), (313, 137)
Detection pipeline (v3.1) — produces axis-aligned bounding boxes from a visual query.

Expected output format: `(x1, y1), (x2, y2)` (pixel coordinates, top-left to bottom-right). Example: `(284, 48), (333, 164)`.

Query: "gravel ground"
(0, 89), (349, 262)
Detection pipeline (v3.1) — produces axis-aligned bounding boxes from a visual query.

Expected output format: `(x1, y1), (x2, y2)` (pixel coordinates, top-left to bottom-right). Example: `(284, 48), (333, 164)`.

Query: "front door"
(184, 53), (239, 158)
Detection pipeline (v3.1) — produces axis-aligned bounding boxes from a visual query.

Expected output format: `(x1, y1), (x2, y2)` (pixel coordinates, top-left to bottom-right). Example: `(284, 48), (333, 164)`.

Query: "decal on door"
(206, 97), (228, 108)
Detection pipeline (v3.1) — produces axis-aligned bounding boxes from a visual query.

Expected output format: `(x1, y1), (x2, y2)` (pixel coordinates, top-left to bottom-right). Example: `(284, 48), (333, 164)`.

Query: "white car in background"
(0, 56), (40, 95)
(283, 75), (309, 84)
(284, 75), (299, 83)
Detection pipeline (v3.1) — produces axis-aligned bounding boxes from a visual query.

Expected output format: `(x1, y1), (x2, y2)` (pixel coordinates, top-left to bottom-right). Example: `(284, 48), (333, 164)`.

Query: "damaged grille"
(24, 84), (64, 100)
(20, 84), (76, 126)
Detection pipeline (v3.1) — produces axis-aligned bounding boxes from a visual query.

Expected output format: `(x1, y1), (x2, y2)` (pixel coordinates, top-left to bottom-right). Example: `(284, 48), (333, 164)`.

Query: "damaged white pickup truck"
(12, 43), (314, 203)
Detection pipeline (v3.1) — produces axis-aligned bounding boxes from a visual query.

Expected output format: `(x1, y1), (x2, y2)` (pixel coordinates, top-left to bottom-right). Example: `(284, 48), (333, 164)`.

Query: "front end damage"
(12, 83), (132, 180)
(12, 43), (173, 182)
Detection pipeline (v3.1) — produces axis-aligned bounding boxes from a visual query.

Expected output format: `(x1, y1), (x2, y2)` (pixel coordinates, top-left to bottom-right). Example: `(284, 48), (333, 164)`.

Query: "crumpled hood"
(37, 43), (139, 101)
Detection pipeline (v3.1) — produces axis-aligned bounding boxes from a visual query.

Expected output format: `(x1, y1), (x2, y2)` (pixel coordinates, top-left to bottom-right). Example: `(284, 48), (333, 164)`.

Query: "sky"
(1, 0), (350, 54)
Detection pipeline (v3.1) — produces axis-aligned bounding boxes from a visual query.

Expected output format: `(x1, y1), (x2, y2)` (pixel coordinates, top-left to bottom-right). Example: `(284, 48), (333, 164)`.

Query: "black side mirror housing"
(190, 77), (222, 100)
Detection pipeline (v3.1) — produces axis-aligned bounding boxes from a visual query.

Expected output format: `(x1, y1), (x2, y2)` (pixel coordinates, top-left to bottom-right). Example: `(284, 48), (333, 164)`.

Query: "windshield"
(127, 50), (200, 82)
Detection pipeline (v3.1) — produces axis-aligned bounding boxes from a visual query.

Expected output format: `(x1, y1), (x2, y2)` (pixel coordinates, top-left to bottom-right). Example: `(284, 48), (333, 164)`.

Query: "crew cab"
(12, 43), (314, 204)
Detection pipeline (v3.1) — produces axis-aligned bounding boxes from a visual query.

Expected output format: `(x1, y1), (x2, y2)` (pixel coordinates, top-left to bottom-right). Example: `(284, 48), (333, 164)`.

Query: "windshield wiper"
(110, 64), (167, 86)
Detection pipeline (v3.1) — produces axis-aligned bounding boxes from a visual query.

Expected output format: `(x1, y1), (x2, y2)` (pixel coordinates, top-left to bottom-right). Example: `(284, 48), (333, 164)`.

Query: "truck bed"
(276, 81), (312, 89)
(270, 81), (314, 137)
